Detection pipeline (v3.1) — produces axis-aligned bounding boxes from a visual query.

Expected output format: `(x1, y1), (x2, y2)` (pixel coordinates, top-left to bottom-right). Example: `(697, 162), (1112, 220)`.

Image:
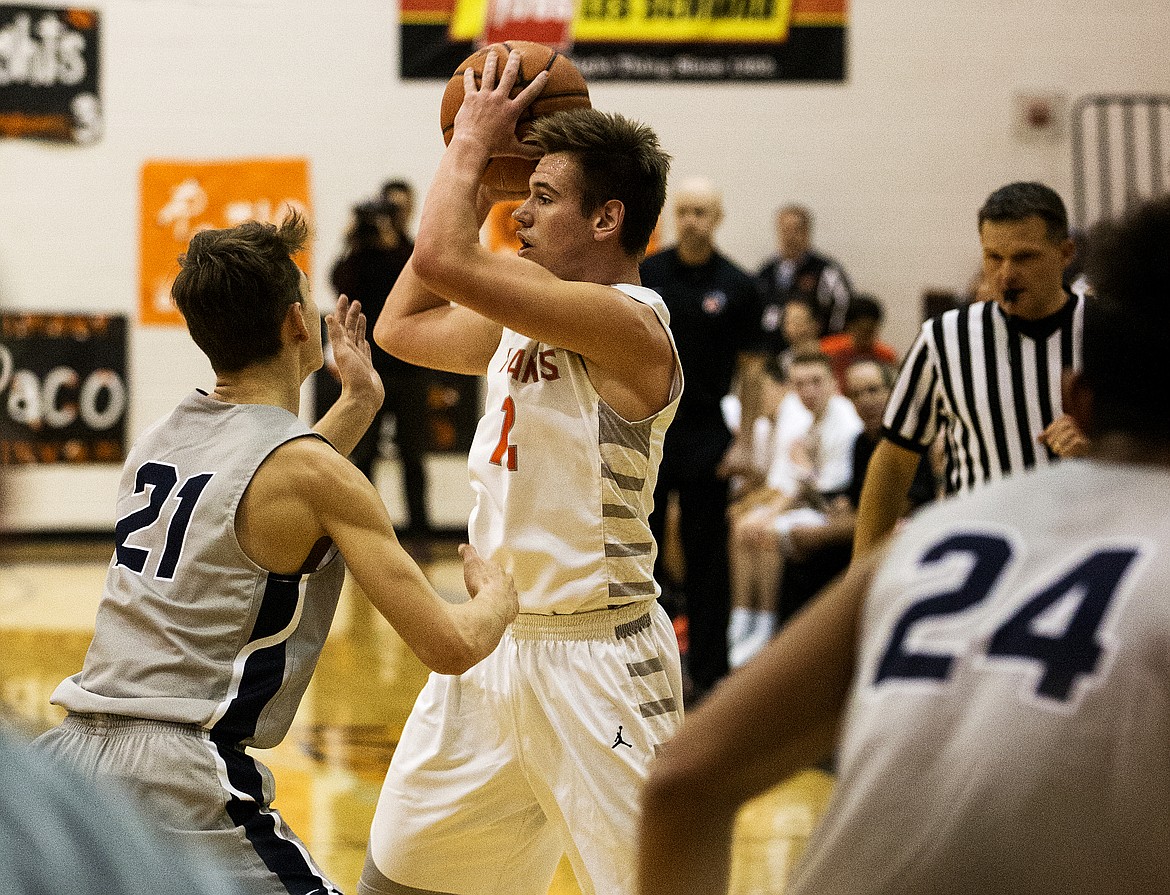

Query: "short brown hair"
(172, 211), (309, 373)
(788, 348), (833, 373)
(978, 181), (1069, 242)
(528, 108), (670, 258)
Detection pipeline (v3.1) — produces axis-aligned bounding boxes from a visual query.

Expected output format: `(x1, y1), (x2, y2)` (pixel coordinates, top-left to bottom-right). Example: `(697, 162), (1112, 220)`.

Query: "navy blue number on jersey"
(115, 461), (214, 580)
(874, 532), (1140, 702)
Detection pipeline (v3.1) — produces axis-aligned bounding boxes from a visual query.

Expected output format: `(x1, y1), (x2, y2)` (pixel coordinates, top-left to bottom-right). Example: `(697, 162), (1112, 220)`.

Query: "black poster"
(0, 313), (128, 464)
(0, 5), (101, 143)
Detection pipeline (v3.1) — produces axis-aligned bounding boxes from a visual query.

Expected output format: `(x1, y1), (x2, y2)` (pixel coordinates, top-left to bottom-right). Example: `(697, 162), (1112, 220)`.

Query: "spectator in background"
(380, 178), (415, 236)
(329, 183), (434, 540)
(640, 175), (764, 703)
(820, 294), (899, 390)
(727, 350), (861, 667)
(776, 294), (825, 374)
(756, 204), (853, 349)
(778, 359), (935, 625)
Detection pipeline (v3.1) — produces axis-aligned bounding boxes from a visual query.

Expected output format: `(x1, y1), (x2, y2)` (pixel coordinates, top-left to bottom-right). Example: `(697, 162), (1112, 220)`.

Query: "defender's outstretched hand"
(326, 294), (384, 409)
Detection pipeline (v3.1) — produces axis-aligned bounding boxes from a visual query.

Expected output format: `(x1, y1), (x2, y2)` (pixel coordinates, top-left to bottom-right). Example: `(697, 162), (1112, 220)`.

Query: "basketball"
(440, 41), (591, 195)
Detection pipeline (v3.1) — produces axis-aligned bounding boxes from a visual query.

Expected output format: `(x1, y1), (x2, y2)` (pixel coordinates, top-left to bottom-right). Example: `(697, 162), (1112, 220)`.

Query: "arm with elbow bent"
(852, 438), (924, 556)
(372, 178), (506, 377)
(373, 255), (503, 376)
(251, 440), (518, 674)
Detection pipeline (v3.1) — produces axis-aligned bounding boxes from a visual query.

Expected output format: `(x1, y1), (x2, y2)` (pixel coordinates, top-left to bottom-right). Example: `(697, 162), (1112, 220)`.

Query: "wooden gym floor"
(0, 534), (832, 894)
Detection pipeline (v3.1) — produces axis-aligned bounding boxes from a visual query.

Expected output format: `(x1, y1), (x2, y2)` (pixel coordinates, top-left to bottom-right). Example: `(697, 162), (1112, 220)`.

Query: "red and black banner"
(0, 313), (127, 464)
(0, 5), (101, 143)
(401, 0), (847, 82)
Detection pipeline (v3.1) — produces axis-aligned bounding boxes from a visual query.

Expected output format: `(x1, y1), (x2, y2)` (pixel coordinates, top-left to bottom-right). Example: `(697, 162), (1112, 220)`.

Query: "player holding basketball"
(362, 50), (682, 895)
(34, 212), (517, 895)
(638, 196), (1170, 893)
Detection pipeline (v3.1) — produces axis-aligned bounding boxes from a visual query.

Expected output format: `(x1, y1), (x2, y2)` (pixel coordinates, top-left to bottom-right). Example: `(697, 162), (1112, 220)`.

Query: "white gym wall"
(1, 0), (1166, 531)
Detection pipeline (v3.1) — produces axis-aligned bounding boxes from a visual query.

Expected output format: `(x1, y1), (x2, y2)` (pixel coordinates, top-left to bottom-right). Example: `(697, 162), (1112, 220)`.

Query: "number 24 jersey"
(791, 459), (1170, 895)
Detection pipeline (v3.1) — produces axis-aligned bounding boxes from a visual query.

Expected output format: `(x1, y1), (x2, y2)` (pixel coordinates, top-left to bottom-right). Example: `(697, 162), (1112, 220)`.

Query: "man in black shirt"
(328, 186), (434, 539)
(640, 176), (763, 702)
(756, 204), (854, 349)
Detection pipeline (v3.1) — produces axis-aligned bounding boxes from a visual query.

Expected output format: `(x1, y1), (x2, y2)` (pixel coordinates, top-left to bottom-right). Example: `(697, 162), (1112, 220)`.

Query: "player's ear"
(1063, 369), (1094, 435)
(283, 301), (310, 345)
(593, 199), (625, 243)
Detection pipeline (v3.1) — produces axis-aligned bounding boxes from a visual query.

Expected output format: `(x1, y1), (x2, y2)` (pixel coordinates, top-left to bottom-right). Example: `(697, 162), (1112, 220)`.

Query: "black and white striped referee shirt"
(882, 293), (1084, 495)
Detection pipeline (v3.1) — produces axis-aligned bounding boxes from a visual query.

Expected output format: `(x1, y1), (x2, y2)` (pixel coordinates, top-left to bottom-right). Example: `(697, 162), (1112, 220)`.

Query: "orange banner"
(139, 158), (311, 327)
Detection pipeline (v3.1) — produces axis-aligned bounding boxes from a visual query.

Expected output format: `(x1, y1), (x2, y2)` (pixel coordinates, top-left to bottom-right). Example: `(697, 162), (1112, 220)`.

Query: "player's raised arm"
(313, 293), (383, 453)
(411, 49), (675, 417)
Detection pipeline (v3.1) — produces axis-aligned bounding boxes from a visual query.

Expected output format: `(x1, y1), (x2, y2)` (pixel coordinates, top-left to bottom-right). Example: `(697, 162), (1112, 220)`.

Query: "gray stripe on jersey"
(605, 541), (653, 557)
(602, 462), (645, 491)
(602, 503), (637, 519)
(609, 580), (658, 599)
(639, 698), (679, 718)
(598, 402), (653, 457)
(627, 657), (665, 677)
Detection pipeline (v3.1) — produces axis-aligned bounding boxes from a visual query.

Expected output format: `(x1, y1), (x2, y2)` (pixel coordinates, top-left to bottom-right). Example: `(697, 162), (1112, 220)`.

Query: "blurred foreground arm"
(638, 550), (879, 895)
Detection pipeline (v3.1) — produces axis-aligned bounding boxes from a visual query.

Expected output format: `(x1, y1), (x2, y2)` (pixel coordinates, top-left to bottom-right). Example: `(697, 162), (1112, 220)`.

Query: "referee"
(854, 182), (1087, 552)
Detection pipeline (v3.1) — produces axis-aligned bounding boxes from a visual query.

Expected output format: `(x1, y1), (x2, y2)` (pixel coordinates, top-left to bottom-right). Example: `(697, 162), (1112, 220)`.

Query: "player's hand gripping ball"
(440, 41), (591, 197)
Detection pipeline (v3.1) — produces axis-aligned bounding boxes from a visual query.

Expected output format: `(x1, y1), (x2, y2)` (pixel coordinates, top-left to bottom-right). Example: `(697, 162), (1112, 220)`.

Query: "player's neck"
(210, 363), (301, 414)
(599, 255), (644, 288)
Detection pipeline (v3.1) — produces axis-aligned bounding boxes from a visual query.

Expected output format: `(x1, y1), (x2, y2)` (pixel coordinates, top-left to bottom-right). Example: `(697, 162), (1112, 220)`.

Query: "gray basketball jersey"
(52, 391), (345, 749)
(791, 460), (1170, 894)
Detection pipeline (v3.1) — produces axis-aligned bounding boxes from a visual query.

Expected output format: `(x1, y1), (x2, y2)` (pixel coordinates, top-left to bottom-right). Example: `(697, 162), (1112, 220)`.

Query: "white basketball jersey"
(791, 460), (1170, 894)
(467, 284), (681, 615)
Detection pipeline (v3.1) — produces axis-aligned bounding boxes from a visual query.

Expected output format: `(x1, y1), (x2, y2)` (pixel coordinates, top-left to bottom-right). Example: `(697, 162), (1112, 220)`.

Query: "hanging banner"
(401, 0), (847, 82)
(139, 158), (312, 327)
(0, 313), (127, 465)
(0, 5), (101, 143)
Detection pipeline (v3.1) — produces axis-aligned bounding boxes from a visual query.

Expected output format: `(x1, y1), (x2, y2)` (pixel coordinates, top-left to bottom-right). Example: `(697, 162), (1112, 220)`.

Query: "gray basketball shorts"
(34, 713), (341, 895)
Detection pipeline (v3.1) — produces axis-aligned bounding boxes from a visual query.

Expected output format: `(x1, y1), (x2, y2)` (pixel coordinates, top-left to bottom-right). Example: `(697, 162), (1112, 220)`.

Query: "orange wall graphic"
(139, 158), (311, 327)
